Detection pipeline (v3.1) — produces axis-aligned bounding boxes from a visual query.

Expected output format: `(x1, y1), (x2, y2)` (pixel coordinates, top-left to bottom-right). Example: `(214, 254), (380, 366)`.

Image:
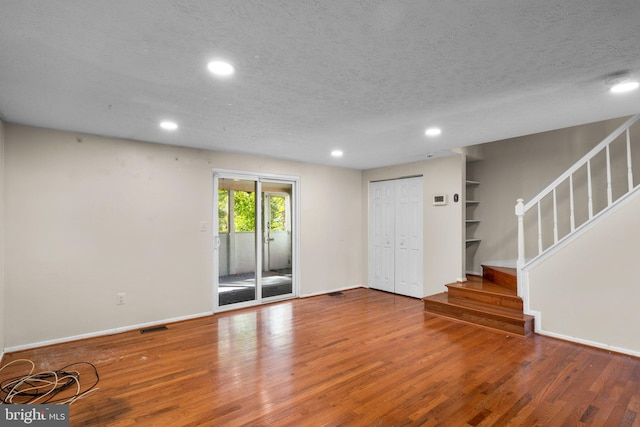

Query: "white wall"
(362, 154), (466, 296)
(526, 189), (640, 356)
(4, 124), (363, 348)
(0, 119), (5, 357)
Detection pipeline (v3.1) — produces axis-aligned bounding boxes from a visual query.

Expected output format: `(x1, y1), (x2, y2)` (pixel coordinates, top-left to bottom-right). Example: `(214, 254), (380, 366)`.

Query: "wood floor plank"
(2, 288), (640, 426)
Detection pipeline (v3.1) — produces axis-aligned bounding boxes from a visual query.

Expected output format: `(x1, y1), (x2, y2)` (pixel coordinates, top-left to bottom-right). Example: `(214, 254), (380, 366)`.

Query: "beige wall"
(466, 117), (629, 273)
(527, 189), (640, 355)
(4, 124), (363, 348)
(0, 119), (5, 356)
(362, 154), (466, 296)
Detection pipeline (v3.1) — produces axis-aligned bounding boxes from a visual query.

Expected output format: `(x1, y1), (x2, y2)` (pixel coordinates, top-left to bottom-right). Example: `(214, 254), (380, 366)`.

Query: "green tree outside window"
(269, 196), (286, 232)
(218, 190), (228, 233)
(234, 191), (256, 232)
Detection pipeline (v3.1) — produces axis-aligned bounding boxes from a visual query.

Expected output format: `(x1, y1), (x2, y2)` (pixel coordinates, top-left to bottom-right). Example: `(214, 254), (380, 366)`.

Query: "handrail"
(516, 113), (640, 292)
(523, 115), (640, 212)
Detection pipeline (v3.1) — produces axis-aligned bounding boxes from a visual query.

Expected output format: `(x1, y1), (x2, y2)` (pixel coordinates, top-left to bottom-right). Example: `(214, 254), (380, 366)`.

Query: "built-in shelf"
(465, 179), (480, 248)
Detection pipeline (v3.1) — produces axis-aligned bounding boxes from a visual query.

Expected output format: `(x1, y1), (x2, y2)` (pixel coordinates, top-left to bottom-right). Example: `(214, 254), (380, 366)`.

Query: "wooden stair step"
(456, 275), (516, 295)
(424, 265), (534, 336)
(446, 276), (522, 311)
(425, 292), (527, 321)
(481, 265), (517, 291)
(423, 292), (534, 336)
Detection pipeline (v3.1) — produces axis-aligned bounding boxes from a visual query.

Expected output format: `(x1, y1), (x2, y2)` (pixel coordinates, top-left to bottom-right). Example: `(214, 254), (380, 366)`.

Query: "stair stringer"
(519, 184), (640, 357)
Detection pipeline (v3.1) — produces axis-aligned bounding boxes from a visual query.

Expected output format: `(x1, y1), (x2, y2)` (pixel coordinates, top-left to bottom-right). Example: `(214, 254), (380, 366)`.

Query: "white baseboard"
(5, 287), (365, 352)
(300, 284), (364, 298)
(529, 309), (640, 358)
(534, 328), (640, 358)
(4, 311), (213, 353)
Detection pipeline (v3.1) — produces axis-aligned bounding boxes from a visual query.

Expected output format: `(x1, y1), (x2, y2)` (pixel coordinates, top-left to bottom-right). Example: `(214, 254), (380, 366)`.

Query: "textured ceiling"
(1, 1), (639, 169)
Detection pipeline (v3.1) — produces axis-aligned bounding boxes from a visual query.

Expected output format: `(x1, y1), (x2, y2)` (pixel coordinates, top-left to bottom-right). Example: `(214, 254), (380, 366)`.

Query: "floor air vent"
(140, 325), (168, 334)
(328, 292), (343, 297)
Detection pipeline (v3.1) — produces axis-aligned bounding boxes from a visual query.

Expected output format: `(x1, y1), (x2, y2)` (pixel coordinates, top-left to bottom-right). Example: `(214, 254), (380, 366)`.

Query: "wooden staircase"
(422, 265), (534, 336)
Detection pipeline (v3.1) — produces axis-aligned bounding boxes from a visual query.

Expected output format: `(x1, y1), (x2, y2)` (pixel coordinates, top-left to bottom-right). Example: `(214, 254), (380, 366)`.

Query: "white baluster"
(587, 160), (593, 219)
(516, 199), (525, 269)
(569, 174), (575, 232)
(606, 144), (613, 206)
(627, 128), (634, 191)
(553, 188), (558, 243)
(537, 201), (542, 255)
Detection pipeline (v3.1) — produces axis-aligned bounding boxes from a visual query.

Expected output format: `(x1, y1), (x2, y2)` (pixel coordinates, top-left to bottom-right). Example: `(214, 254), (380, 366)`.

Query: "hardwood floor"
(2, 288), (640, 426)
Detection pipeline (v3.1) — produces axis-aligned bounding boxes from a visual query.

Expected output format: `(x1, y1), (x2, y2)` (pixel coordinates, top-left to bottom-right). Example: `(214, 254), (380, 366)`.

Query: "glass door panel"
(217, 178), (257, 307)
(261, 181), (294, 300)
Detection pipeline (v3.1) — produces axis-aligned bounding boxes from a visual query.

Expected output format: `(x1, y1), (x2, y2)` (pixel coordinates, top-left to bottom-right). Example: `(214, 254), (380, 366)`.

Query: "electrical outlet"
(117, 293), (126, 305)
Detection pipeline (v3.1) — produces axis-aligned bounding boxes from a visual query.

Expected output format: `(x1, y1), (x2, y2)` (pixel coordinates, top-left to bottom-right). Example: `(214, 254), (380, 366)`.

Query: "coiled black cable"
(0, 359), (99, 404)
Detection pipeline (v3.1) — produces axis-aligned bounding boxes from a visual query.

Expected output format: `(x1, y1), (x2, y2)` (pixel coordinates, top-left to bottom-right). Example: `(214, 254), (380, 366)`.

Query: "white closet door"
(395, 177), (423, 298)
(369, 180), (395, 293)
(369, 177), (423, 298)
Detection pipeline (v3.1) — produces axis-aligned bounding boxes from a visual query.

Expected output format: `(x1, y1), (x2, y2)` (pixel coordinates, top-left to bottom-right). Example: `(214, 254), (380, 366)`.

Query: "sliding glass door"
(214, 172), (297, 310)
(261, 181), (293, 300)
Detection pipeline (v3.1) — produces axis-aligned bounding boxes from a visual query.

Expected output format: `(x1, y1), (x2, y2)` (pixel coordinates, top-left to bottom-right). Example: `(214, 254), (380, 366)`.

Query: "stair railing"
(516, 114), (640, 288)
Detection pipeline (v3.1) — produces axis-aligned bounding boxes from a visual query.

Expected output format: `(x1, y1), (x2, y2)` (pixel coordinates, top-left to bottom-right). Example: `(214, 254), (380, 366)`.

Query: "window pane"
(234, 191), (256, 232)
(218, 189), (228, 233)
(269, 196), (286, 231)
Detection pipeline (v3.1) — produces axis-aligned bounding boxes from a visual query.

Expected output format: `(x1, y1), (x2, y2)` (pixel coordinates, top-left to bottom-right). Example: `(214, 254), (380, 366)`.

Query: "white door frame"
(212, 169), (300, 312)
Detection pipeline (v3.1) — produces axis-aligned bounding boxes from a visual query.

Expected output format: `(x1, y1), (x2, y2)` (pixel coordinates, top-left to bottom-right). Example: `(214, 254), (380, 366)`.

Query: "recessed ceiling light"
(160, 121), (178, 131)
(610, 81), (639, 93)
(331, 150), (343, 158)
(425, 127), (442, 137)
(207, 60), (235, 77)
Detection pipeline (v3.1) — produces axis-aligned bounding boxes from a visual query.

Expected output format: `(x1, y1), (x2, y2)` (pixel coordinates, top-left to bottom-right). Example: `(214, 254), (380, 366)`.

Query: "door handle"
(214, 236), (221, 250)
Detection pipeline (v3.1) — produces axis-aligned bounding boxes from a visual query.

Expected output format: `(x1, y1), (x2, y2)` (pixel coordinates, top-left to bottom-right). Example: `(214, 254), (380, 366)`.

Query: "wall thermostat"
(433, 194), (447, 206)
